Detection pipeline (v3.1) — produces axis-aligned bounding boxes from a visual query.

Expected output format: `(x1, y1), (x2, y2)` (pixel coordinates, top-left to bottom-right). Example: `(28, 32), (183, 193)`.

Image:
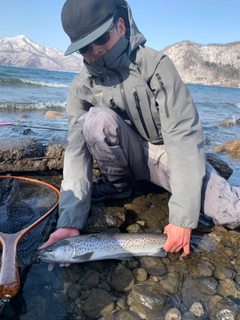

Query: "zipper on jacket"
(103, 66), (111, 84)
(133, 91), (150, 138)
(106, 67), (134, 124)
(156, 73), (169, 118)
(110, 99), (123, 112)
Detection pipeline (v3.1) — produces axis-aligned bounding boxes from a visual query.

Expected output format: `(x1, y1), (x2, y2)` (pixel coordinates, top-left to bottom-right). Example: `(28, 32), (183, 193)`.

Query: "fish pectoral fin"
(72, 252), (94, 262)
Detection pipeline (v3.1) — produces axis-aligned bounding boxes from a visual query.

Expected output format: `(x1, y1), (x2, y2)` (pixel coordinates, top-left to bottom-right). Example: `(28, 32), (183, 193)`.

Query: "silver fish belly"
(38, 233), (167, 263)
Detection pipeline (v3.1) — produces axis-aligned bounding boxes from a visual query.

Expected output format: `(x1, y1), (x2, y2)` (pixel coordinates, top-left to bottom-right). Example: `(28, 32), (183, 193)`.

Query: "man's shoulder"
(135, 45), (166, 66)
(69, 67), (91, 88)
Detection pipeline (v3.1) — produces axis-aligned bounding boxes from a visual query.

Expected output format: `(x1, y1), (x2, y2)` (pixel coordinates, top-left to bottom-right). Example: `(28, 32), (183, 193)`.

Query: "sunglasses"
(76, 18), (118, 55)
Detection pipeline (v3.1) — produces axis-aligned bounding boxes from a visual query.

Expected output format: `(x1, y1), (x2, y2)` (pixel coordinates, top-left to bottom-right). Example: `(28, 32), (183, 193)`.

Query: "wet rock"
(205, 153), (233, 179)
(140, 257), (168, 276)
(159, 272), (180, 295)
(218, 278), (240, 298)
(99, 315), (114, 320)
(182, 278), (218, 309)
(171, 258), (189, 276)
(187, 259), (215, 278)
(81, 288), (114, 318)
(197, 277), (218, 295)
(81, 269), (100, 291)
(127, 281), (173, 319)
(0, 137), (67, 173)
(219, 119), (235, 127)
(189, 302), (204, 317)
(84, 203), (126, 232)
(0, 138), (45, 172)
(165, 307), (182, 320)
(213, 139), (240, 156)
(213, 266), (236, 280)
(124, 200), (151, 216)
(208, 296), (239, 320)
(45, 137), (66, 170)
(132, 268), (148, 282)
(62, 265), (81, 283)
(126, 223), (143, 233)
(113, 309), (142, 320)
(140, 206), (167, 231)
(66, 283), (82, 301)
(182, 311), (196, 320)
(24, 296), (47, 319)
(99, 282), (111, 292)
(45, 111), (65, 118)
(110, 263), (135, 293)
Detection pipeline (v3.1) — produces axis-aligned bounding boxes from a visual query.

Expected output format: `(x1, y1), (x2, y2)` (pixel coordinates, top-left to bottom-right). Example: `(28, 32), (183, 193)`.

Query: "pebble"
(132, 268), (148, 282)
(189, 302), (204, 317)
(182, 311), (196, 320)
(165, 307), (182, 320)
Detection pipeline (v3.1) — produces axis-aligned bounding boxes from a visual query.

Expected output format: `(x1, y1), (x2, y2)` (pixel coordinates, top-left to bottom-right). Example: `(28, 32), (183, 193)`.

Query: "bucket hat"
(61, 0), (118, 56)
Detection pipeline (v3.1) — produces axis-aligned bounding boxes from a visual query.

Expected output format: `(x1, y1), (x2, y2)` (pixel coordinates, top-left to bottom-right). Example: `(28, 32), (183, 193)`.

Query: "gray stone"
(81, 288), (114, 318)
(187, 259), (215, 278)
(132, 268), (148, 282)
(140, 256), (168, 276)
(66, 283), (82, 300)
(127, 281), (173, 319)
(218, 278), (240, 298)
(110, 264), (135, 293)
(113, 309), (142, 320)
(205, 153), (233, 179)
(81, 269), (100, 291)
(84, 203), (126, 232)
(182, 311), (196, 320)
(159, 272), (180, 295)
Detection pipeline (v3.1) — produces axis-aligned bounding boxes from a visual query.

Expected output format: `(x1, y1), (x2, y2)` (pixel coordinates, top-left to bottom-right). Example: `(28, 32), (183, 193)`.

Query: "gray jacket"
(57, 1), (206, 230)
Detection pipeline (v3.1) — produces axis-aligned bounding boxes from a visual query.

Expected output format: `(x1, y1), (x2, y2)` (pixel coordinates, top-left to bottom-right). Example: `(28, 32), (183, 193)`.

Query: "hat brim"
(64, 17), (114, 56)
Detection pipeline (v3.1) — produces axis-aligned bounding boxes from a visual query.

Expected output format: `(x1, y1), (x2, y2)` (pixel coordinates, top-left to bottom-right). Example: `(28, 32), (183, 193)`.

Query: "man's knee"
(82, 106), (120, 142)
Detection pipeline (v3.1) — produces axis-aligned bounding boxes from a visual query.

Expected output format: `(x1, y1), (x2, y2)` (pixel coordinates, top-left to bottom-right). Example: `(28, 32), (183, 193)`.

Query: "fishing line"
(0, 122), (68, 131)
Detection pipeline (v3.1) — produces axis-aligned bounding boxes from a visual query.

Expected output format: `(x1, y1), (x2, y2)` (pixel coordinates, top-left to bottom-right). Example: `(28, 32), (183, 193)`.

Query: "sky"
(0, 0), (239, 53)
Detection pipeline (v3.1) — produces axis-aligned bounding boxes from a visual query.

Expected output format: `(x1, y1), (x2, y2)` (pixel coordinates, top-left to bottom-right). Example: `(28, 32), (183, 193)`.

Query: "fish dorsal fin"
(87, 228), (121, 237)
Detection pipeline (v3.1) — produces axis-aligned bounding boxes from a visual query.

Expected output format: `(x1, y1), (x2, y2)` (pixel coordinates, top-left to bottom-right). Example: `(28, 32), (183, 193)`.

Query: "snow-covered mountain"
(161, 41), (240, 88)
(0, 35), (239, 88)
(0, 35), (83, 72)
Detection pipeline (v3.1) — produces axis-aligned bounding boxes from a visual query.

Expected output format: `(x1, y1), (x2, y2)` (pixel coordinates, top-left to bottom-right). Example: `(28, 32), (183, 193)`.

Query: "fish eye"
(47, 248), (53, 252)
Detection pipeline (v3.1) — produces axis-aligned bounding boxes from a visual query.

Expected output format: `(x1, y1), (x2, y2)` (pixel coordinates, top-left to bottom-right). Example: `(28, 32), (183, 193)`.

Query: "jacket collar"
(84, 36), (129, 76)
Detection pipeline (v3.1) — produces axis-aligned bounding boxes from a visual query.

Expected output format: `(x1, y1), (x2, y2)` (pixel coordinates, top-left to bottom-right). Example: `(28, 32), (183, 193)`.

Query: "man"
(40, 0), (240, 268)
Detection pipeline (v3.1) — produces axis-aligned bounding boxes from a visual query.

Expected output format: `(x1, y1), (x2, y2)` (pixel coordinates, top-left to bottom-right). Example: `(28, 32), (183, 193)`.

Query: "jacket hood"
(121, 0), (146, 54)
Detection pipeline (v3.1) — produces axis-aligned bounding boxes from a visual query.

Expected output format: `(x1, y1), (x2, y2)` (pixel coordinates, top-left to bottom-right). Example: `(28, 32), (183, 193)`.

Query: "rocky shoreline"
(1, 137), (240, 319)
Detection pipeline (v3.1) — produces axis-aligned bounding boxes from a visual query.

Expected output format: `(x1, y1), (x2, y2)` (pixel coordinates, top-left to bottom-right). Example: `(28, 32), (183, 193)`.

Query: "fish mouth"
(38, 250), (56, 263)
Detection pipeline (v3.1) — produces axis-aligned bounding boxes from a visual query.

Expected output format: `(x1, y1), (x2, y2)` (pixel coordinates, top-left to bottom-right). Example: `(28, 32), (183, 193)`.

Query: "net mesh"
(0, 177), (59, 265)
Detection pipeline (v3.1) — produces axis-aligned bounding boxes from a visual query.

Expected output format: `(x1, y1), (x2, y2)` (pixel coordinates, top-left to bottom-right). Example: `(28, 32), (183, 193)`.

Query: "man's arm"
(57, 76), (93, 231)
(150, 55), (205, 254)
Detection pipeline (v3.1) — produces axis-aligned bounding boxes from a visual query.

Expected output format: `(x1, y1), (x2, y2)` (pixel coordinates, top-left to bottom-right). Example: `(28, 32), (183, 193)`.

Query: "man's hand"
(163, 223), (192, 257)
(39, 227), (80, 271)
